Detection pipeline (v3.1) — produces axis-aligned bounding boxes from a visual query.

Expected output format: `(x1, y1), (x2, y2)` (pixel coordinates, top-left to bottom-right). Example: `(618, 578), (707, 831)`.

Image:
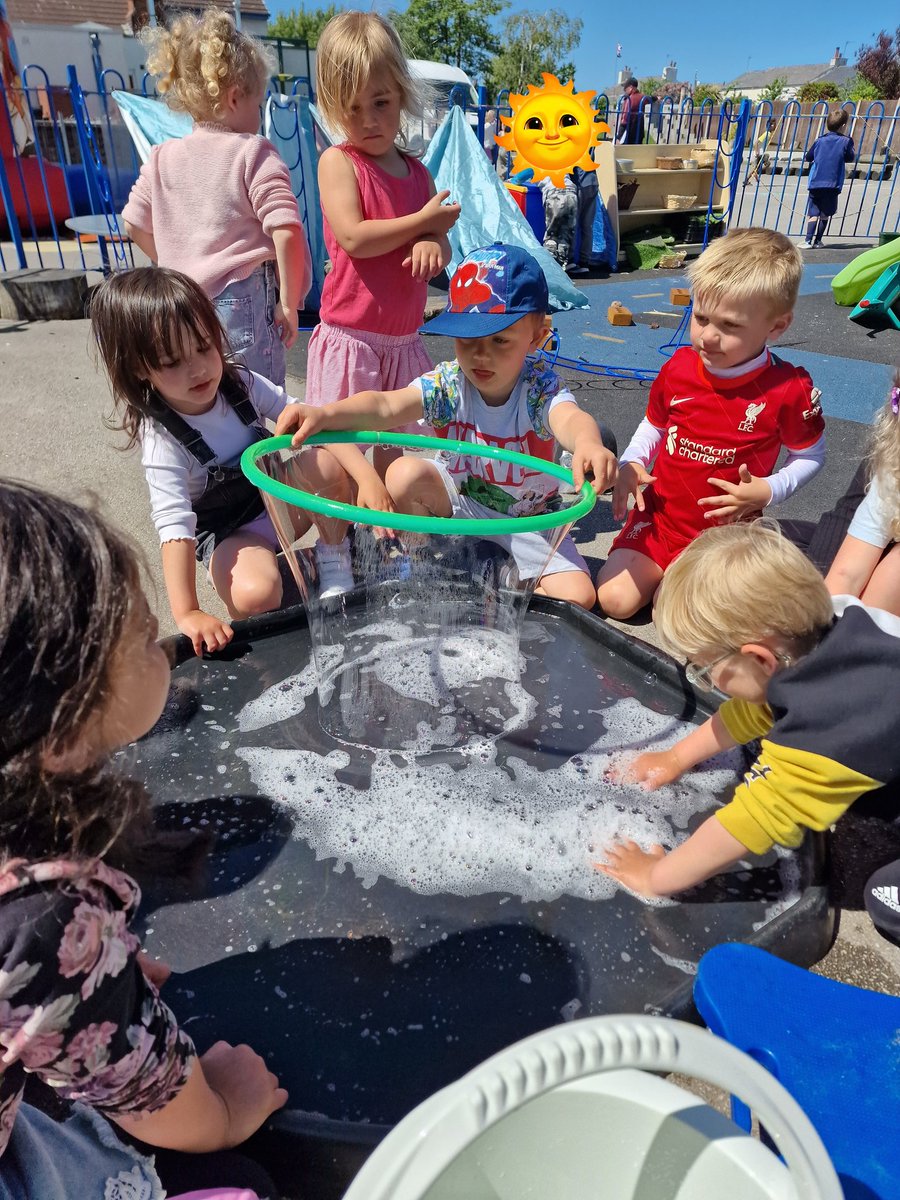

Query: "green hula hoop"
(241, 432), (596, 537)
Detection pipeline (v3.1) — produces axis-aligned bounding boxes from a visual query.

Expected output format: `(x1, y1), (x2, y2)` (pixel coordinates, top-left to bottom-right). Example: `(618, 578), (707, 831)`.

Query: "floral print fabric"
(0, 858), (195, 1157)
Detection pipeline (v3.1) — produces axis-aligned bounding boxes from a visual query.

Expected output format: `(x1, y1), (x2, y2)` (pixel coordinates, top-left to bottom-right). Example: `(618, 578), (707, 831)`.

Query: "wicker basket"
(617, 179), (639, 210)
(656, 156), (684, 170)
(690, 149), (716, 168)
(665, 194), (698, 210)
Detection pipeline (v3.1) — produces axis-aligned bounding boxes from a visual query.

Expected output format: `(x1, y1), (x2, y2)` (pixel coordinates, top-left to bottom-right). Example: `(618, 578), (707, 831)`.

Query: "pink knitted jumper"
(320, 145), (432, 336)
(122, 124), (302, 299)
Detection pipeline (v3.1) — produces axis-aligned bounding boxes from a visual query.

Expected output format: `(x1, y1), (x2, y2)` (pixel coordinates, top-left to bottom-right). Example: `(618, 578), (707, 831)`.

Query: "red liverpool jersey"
(639, 346), (824, 545)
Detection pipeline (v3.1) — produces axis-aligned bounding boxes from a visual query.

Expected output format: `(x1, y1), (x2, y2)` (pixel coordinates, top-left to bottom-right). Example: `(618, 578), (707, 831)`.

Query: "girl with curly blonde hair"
(825, 370), (900, 616)
(123, 10), (311, 387)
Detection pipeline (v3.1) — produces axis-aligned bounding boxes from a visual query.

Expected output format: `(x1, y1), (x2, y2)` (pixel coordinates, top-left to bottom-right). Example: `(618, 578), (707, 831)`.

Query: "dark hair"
(826, 109), (849, 133)
(91, 267), (250, 449)
(0, 480), (150, 863)
(623, 77), (638, 89)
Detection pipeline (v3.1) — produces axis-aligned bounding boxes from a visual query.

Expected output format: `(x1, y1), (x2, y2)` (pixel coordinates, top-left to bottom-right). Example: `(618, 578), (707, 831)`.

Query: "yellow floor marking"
(584, 331), (626, 344)
(633, 291), (663, 298)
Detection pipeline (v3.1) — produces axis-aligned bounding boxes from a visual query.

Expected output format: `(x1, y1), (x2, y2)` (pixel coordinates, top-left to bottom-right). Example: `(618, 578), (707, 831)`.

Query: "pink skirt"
(305, 321), (433, 434)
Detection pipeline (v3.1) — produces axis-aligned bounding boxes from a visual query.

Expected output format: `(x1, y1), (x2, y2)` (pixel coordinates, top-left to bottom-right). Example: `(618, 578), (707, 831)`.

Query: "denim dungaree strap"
(148, 385), (268, 564)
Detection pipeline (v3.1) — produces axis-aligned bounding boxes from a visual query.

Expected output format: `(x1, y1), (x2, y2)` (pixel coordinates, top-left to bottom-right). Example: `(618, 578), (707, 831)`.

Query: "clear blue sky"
(266, 0), (883, 91)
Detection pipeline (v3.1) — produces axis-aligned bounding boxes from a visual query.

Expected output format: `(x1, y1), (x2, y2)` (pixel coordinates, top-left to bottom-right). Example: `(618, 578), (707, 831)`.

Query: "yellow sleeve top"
(712, 598), (900, 855)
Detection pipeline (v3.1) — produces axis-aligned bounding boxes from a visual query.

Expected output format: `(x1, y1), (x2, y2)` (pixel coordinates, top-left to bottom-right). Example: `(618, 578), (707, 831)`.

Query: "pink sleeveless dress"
(305, 145), (435, 411)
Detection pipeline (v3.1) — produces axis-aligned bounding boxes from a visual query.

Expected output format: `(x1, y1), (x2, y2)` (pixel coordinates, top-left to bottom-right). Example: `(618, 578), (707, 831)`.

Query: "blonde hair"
(868, 367), (900, 541)
(144, 11), (273, 121)
(686, 227), (802, 317)
(654, 522), (833, 662)
(315, 11), (427, 143)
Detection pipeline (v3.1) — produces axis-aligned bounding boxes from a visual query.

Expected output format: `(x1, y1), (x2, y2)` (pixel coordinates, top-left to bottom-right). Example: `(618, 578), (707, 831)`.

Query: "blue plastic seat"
(694, 942), (900, 1200)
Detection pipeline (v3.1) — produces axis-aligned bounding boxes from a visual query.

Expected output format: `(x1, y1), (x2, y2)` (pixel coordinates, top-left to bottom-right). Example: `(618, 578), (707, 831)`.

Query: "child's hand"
(607, 747), (683, 790)
(137, 951), (172, 990)
(612, 461), (656, 522)
(419, 190), (461, 235)
(199, 1040), (288, 1147)
(403, 239), (445, 282)
(699, 464), (772, 523)
(275, 402), (329, 447)
(274, 300), (299, 349)
(177, 610), (234, 657)
(355, 476), (396, 538)
(570, 438), (617, 494)
(594, 840), (668, 896)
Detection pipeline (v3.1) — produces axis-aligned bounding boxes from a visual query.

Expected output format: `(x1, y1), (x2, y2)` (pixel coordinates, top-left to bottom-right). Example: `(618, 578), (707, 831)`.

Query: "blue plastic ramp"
(849, 261), (900, 330)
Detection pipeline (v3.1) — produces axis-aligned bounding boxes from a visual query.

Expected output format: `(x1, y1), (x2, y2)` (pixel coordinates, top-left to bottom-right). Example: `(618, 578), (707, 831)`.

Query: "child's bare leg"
(534, 568), (596, 610)
(596, 548), (664, 619)
(374, 444), (404, 479)
(860, 543), (900, 617)
(385, 456), (452, 518)
(288, 445), (354, 545)
(209, 534), (283, 618)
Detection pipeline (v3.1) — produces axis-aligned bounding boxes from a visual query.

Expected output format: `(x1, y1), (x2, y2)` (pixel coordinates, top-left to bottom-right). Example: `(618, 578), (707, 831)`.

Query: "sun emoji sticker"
(496, 73), (609, 187)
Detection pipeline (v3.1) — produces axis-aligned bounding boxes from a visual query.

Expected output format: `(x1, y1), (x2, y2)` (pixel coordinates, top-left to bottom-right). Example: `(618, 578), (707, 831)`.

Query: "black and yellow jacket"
(715, 597), (900, 854)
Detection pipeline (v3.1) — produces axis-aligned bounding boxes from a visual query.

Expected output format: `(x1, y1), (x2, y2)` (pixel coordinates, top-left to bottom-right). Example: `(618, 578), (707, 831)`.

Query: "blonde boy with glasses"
(596, 522), (900, 899)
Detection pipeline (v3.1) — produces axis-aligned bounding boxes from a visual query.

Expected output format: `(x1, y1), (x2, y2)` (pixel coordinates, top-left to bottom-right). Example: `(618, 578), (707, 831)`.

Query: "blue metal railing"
(3, 64), (899, 280)
(731, 99), (900, 240)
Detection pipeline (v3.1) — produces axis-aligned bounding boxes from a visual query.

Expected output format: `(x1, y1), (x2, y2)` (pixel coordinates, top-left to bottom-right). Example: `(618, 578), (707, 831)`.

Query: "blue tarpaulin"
(111, 91), (191, 161)
(265, 94), (326, 311)
(423, 106), (588, 311)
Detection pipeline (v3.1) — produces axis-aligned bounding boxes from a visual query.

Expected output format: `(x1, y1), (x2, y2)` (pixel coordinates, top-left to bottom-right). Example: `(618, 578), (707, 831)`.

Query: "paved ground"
(1, 247), (898, 1011)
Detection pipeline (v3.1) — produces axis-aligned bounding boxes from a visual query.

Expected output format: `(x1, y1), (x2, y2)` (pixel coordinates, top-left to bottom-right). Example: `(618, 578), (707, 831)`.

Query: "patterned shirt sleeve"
(523, 361), (563, 439)
(0, 867), (195, 1140)
(419, 361), (463, 428)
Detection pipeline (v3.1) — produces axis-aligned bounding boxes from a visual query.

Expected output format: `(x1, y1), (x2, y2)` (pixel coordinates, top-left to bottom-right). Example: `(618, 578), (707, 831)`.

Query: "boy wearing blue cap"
(277, 243), (616, 608)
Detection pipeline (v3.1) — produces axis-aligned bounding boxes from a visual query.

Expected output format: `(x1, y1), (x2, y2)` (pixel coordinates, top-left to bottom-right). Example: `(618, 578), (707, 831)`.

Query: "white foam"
(237, 696), (740, 904)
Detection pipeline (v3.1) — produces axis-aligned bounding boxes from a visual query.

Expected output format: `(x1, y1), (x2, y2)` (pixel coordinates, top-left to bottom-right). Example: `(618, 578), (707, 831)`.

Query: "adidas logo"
(871, 885), (900, 914)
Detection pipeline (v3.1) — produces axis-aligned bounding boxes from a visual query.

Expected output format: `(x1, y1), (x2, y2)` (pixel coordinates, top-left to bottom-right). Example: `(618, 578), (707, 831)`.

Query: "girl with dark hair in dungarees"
(92, 267), (357, 656)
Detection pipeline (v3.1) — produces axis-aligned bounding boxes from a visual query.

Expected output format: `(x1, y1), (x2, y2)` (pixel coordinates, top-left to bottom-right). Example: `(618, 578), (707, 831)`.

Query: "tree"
(267, 5), (340, 45)
(798, 81), (840, 102)
(760, 76), (787, 102)
(487, 10), (582, 98)
(692, 84), (720, 104)
(639, 77), (662, 97)
(389, 0), (506, 80)
(839, 73), (879, 103)
(855, 28), (900, 99)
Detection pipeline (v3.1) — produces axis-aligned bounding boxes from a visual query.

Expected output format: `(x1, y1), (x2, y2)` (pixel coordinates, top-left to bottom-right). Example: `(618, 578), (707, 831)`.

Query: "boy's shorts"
(431, 458), (590, 581)
(610, 504), (688, 572)
(807, 188), (839, 218)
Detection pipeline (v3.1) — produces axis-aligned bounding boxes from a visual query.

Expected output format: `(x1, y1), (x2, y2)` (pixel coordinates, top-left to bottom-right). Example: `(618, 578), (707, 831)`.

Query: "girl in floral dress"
(0, 481), (285, 1199)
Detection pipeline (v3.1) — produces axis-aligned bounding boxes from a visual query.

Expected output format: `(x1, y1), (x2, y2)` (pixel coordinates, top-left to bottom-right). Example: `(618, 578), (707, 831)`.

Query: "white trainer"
(316, 538), (354, 599)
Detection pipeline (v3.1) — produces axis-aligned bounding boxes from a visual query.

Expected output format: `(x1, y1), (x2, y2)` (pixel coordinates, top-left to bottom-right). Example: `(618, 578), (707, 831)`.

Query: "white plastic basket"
(342, 1015), (840, 1200)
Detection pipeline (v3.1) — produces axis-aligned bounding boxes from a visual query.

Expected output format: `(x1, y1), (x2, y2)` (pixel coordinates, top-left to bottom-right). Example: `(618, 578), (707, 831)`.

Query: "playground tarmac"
(0, 248), (898, 1028)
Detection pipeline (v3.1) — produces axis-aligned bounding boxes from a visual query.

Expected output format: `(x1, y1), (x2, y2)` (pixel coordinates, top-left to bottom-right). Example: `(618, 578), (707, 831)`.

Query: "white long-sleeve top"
(140, 371), (291, 544)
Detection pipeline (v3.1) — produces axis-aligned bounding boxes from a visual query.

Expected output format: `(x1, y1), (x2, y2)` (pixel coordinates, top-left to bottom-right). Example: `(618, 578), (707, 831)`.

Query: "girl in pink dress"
(307, 12), (460, 578)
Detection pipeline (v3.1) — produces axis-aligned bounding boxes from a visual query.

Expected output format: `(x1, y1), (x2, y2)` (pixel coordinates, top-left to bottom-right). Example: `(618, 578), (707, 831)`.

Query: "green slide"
(832, 237), (900, 306)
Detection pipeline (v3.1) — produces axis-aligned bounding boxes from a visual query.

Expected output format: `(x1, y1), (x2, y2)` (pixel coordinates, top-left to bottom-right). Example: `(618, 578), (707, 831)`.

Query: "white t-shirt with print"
(412, 358), (578, 517)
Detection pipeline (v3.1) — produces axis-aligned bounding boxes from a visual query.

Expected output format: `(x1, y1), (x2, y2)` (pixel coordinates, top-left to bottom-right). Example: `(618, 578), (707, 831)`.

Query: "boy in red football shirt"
(596, 227), (826, 618)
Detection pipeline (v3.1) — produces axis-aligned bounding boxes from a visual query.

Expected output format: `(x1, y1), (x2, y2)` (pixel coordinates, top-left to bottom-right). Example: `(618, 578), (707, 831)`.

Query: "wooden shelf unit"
(596, 142), (729, 257)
